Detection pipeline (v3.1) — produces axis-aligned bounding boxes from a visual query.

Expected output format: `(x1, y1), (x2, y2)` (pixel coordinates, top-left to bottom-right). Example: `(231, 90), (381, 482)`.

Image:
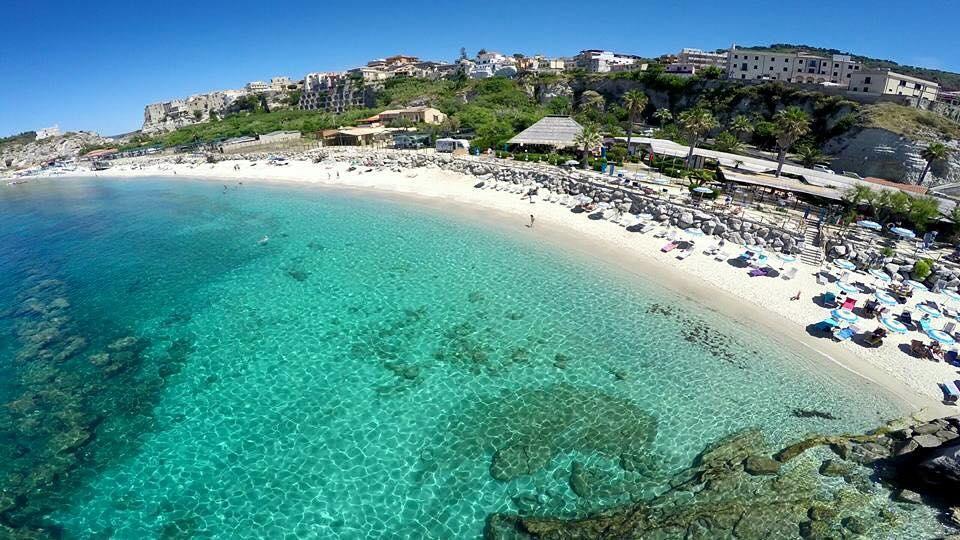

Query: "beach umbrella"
(564, 160), (580, 167)
(692, 186), (713, 194)
(891, 227), (915, 239)
(836, 281), (860, 294)
(874, 291), (898, 306)
(745, 245), (766, 256)
(880, 316), (908, 334)
(777, 253), (797, 263)
(904, 279), (928, 291)
(831, 309), (859, 323)
(928, 329), (957, 346)
(943, 290), (960, 303)
(833, 259), (856, 271)
(651, 178), (670, 185)
(917, 304), (942, 318)
(868, 269), (891, 283)
(638, 213), (654, 221)
(856, 220), (882, 230)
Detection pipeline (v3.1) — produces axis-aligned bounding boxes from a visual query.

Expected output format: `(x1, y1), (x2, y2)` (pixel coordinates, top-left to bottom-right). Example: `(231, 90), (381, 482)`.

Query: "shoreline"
(20, 156), (956, 418)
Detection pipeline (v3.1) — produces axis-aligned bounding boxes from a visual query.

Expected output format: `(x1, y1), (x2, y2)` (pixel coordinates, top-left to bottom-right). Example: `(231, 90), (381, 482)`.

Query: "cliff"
(0, 131), (109, 171)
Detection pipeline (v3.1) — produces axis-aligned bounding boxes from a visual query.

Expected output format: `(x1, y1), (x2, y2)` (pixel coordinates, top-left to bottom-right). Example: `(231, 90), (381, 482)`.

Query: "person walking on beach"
(528, 215), (535, 228)
(790, 291), (801, 301)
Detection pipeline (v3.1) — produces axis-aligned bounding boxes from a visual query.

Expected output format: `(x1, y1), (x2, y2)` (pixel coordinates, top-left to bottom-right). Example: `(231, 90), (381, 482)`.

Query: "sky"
(2, 0), (958, 137)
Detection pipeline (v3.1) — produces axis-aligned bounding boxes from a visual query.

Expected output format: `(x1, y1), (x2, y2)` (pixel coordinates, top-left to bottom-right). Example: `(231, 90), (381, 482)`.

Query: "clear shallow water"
(0, 177), (932, 538)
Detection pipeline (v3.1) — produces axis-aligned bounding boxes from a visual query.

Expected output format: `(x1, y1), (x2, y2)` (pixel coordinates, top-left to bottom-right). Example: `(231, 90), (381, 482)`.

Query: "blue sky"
(2, 0), (957, 137)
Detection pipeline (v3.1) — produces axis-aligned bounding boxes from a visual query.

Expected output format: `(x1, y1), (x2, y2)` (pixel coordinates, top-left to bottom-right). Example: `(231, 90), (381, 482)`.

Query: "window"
(797, 68), (802, 72)
(783, 67), (788, 72)
(833, 72), (838, 77)
(734, 54), (738, 59)
(847, 73), (852, 78)
(741, 63), (747, 71)
(834, 63), (839, 68)
(769, 66), (774, 71)
(864, 76), (871, 84)
(900, 80), (907, 86)
(753, 65), (758, 70)
(852, 87), (858, 92)
(808, 68), (815, 73)
(741, 74), (746, 79)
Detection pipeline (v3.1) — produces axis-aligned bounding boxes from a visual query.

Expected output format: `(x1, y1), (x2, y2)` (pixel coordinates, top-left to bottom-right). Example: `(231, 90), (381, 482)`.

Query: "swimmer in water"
(258, 235), (269, 245)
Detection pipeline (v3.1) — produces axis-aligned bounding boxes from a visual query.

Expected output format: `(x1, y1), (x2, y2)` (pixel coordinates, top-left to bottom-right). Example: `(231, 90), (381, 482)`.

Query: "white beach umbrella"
(904, 279), (928, 291)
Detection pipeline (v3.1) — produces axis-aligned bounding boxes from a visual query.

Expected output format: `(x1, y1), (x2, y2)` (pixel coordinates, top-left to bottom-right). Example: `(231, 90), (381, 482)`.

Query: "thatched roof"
(508, 116), (583, 148)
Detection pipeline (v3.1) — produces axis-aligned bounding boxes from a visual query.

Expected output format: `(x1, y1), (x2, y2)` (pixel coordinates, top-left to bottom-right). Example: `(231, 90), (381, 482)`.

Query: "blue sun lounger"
(833, 327), (855, 341)
(940, 381), (960, 404)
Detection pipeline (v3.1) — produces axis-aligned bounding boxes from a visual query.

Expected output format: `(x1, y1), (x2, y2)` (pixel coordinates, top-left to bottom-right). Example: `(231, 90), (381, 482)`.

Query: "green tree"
(699, 66), (723, 80)
(917, 142), (951, 185)
(795, 144), (829, 168)
(908, 195), (942, 232)
(773, 106), (811, 177)
(579, 90), (605, 112)
(712, 131), (742, 153)
(574, 123), (603, 169)
(653, 108), (672, 126)
(842, 184), (876, 209)
(729, 115), (753, 141)
(546, 96), (571, 115)
(677, 107), (718, 168)
(622, 89), (649, 150)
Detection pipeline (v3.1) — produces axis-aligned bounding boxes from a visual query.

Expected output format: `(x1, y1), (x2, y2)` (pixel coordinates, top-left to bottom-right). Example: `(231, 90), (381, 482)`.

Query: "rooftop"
(507, 116), (583, 148)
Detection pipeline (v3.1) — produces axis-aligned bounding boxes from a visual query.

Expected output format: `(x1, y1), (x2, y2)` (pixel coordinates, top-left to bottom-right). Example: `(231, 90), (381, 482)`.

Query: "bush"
(913, 258), (933, 280)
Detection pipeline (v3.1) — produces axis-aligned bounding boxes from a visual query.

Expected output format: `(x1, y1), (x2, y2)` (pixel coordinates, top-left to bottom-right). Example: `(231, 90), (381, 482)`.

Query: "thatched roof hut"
(508, 116), (583, 149)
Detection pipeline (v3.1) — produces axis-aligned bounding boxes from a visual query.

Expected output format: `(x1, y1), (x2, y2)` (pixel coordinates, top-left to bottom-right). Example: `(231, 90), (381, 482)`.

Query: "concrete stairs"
(800, 219), (823, 267)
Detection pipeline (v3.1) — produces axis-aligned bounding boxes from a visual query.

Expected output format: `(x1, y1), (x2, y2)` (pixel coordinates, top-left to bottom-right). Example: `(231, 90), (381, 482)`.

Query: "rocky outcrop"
(1, 131), (109, 171)
(825, 127), (960, 186)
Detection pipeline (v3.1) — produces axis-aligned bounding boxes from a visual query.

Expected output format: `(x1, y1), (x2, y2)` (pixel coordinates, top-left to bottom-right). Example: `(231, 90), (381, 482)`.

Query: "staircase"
(800, 218), (823, 267)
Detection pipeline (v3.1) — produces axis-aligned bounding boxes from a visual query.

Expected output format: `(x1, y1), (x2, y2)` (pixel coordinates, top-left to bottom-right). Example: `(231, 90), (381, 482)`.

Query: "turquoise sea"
(0, 177), (937, 538)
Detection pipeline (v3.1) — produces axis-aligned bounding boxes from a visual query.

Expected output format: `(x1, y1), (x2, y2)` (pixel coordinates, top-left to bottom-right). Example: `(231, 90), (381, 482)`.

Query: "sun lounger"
(945, 350), (959, 365)
(911, 339), (930, 358)
(714, 249), (730, 262)
(781, 267), (798, 280)
(749, 267), (768, 277)
(841, 298), (856, 311)
(940, 382), (960, 404)
(945, 322), (957, 337)
(822, 292), (837, 307)
(661, 242), (678, 253)
(703, 243), (719, 255)
(677, 247), (694, 260)
(832, 327), (855, 341)
(816, 273), (828, 285)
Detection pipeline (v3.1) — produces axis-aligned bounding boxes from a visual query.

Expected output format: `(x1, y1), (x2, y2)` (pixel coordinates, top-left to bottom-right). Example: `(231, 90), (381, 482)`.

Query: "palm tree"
(842, 184), (876, 208)
(773, 107), (811, 177)
(712, 131), (742, 153)
(653, 108), (672, 126)
(677, 108), (718, 168)
(622, 90), (648, 151)
(795, 144), (830, 168)
(579, 90), (605, 112)
(574, 123), (603, 170)
(918, 142), (951, 185)
(729, 115), (753, 141)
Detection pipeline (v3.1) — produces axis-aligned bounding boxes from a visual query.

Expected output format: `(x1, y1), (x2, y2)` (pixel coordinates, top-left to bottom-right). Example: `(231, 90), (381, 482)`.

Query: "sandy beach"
(26, 154), (960, 418)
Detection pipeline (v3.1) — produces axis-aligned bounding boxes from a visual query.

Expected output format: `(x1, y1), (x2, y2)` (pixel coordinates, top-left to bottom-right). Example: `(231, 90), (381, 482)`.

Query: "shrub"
(913, 258), (933, 280)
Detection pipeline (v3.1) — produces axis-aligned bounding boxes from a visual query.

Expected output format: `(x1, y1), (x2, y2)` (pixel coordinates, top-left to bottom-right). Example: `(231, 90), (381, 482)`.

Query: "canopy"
(833, 259), (856, 271)
(874, 291), (898, 306)
(880, 316), (908, 334)
(831, 309), (859, 323)
(905, 279), (928, 291)
(891, 227), (915, 239)
(869, 269), (891, 282)
(928, 329), (956, 345)
(836, 281), (860, 294)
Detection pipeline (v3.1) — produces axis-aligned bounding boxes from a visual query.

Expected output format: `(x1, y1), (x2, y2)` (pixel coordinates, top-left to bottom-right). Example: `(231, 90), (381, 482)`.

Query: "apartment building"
(299, 72), (368, 113)
(469, 51), (518, 79)
(676, 48), (728, 69)
(849, 70), (940, 100)
(362, 106), (447, 126)
(574, 50), (643, 73)
(726, 47), (862, 86)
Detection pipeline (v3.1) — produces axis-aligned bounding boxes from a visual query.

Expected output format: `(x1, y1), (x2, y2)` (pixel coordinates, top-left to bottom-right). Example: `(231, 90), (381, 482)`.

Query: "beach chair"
(939, 382), (960, 404)
(839, 271), (850, 282)
(714, 249), (730, 262)
(677, 247), (694, 260)
(814, 318), (839, 333)
(781, 267), (798, 280)
(749, 267), (768, 277)
(661, 242), (678, 253)
(945, 322), (957, 337)
(832, 327), (855, 341)
(816, 273), (828, 285)
(945, 350), (959, 365)
(822, 292), (837, 308)
(899, 310), (914, 328)
(911, 340), (930, 358)
(703, 243), (719, 255)
(840, 298), (856, 311)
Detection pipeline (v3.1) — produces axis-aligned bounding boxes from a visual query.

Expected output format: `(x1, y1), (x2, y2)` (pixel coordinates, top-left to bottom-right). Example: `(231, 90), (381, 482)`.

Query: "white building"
(848, 70), (939, 101)
(269, 76), (293, 91)
(468, 51), (518, 79)
(34, 125), (60, 140)
(676, 48), (728, 69)
(665, 63), (697, 77)
(245, 81), (270, 92)
(726, 47), (862, 86)
(574, 50), (643, 73)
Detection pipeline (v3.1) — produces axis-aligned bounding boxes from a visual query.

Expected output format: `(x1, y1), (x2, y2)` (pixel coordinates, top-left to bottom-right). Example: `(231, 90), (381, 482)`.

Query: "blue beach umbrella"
(746, 245), (766, 256)
(904, 279), (928, 291)
(874, 291), (898, 306)
(868, 269), (891, 282)
(683, 227), (705, 238)
(917, 304), (942, 318)
(856, 220), (882, 230)
(943, 290), (960, 303)
(777, 253), (797, 263)
(880, 316), (908, 334)
(831, 309), (859, 323)
(928, 329), (956, 346)
(693, 186), (713, 194)
(891, 227), (915, 239)
(833, 259), (856, 271)
(836, 281), (860, 294)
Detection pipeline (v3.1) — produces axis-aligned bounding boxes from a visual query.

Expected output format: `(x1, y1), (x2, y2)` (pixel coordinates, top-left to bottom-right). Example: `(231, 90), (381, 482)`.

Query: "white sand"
(33, 156), (960, 417)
